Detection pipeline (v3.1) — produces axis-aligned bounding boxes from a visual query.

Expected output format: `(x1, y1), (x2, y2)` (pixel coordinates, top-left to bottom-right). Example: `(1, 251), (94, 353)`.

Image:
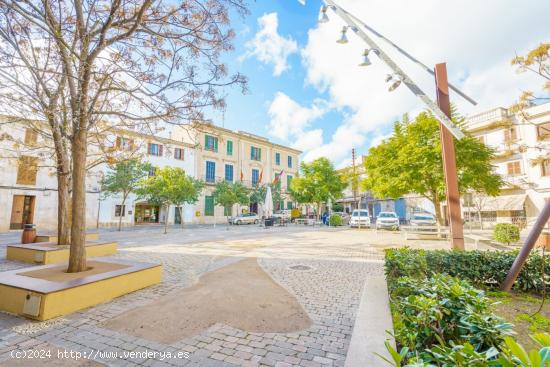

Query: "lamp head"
(359, 49), (371, 67)
(336, 26), (349, 44)
(319, 5), (329, 23)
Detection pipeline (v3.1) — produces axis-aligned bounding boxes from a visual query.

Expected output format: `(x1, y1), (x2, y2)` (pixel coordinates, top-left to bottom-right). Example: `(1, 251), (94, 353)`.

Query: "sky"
(211, 0), (550, 168)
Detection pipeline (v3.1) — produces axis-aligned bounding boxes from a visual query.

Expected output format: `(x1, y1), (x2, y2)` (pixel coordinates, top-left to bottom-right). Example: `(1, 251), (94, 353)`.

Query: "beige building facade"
(174, 124), (301, 224)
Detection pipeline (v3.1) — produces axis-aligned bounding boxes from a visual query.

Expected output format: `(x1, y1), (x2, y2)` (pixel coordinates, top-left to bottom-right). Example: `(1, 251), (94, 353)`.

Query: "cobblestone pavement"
(0, 226), (389, 366)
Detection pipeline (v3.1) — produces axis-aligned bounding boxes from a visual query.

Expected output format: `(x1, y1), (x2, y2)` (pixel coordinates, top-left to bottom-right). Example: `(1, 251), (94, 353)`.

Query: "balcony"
(465, 107), (512, 132)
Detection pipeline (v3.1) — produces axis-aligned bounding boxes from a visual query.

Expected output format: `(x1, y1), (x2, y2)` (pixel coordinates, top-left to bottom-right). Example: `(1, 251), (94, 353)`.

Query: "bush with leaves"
(385, 248), (549, 294)
(329, 214), (343, 226)
(494, 223), (521, 246)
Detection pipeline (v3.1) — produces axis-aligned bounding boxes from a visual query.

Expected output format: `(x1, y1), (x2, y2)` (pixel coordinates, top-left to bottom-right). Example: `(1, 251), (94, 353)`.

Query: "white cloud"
(242, 13), (299, 76)
(296, 0), (550, 166)
(267, 92), (328, 151)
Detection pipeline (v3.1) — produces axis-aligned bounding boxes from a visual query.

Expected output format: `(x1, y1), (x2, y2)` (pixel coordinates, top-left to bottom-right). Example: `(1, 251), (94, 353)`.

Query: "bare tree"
(0, 0), (247, 272)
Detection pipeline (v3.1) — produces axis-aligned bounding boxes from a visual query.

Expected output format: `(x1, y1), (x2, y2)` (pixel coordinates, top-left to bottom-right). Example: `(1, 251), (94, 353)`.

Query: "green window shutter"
(204, 135), (208, 149)
(227, 141), (233, 155)
(224, 206), (231, 216)
(259, 148), (262, 161)
(214, 137), (218, 152)
(205, 196), (214, 216)
(250, 147), (254, 160)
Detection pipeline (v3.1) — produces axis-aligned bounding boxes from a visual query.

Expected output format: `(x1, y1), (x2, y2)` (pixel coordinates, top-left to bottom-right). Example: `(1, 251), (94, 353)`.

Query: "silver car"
(376, 212), (400, 230)
(410, 213), (437, 226)
(230, 213), (259, 225)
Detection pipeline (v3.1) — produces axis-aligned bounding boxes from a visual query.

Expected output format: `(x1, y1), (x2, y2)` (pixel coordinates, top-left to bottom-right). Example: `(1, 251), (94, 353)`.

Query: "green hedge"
(493, 223), (520, 245)
(329, 214), (343, 226)
(385, 248), (549, 294)
(383, 248), (550, 366)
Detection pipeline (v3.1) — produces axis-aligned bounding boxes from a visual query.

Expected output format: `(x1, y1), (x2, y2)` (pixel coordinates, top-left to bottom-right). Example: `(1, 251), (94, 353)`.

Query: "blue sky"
(210, 0), (550, 167)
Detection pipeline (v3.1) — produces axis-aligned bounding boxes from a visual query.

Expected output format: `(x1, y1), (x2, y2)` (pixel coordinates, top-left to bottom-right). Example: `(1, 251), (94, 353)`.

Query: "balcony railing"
(465, 107), (512, 131)
(201, 175), (289, 191)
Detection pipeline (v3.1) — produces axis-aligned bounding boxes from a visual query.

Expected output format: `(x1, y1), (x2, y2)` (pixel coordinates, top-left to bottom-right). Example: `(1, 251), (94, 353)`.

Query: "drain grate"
(289, 265), (312, 271)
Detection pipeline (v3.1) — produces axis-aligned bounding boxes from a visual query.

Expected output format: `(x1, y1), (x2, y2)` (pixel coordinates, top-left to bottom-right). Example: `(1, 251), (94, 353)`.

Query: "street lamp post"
(320, 0), (476, 249)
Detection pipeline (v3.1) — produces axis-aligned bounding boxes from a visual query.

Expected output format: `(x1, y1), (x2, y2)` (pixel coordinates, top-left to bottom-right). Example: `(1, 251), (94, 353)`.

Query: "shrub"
(389, 274), (512, 355)
(329, 214), (343, 226)
(385, 248), (549, 294)
(493, 223), (520, 245)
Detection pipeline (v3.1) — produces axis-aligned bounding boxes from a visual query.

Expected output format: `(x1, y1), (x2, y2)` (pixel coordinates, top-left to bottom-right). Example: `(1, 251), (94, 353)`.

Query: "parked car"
(410, 213), (437, 226)
(273, 210), (291, 223)
(229, 213), (259, 225)
(349, 210), (371, 228)
(332, 212), (350, 225)
(376, 212), (400, 230)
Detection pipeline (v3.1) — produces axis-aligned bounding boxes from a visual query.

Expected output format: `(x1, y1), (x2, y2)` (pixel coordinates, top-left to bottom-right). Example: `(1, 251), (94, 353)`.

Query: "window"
(205, 196), (214, 216)
(542, 159), (550, 177)
(206, 161), (216, 183)
(116, 136), (133, 151)
(287, 201), (293, 210)
(115, 205), (125, 217)
(224, 164), (234, 182)
(506, 161), (522, 176)
(174, 148), (184, 160)
(205, 135), (218, 152)
(148, 166), (157, 176)
(287, 175), (293, 189)
(148, 143), (163, 156)
(251, 146), (261, 161)
(16, 156), (38, 185)
(287, 155), (293, 168)
(503, 127), (517, 143)
(538, 123), (550, 139)
(275, 152), (281, 165)
(227, 140), (233, 156)
(252, 169), (259, 186)
(24, 129), (37, 146)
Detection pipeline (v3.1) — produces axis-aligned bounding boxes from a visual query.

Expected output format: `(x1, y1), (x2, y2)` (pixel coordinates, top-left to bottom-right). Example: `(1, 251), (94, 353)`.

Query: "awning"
(472, 194), (526, 211)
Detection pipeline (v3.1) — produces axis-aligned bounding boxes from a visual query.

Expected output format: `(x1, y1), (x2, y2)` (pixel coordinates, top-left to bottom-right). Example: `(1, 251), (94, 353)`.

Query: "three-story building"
(174, 123), (301, 224)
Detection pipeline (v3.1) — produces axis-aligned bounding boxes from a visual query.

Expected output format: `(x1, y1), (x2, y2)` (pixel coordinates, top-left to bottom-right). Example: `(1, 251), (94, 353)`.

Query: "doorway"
(135, 204), (160, 224)
(10, 195), (35, 229)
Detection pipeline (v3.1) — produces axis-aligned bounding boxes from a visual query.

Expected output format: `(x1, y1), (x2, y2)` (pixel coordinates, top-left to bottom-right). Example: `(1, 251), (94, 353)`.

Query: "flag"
(240, 170), (244, 181)
(259, 170), (263, 184)
(272, 170), (284, 185)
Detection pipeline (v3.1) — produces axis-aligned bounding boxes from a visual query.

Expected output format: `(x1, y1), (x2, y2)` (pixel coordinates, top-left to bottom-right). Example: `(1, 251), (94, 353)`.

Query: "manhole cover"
(289, 265), (312, 271)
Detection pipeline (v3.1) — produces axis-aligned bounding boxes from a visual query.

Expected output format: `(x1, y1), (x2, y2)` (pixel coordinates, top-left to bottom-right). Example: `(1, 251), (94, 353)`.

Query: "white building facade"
(463, 102), (550, 228)
(0, 117), (101, 232)
(97, 130), (197, 228)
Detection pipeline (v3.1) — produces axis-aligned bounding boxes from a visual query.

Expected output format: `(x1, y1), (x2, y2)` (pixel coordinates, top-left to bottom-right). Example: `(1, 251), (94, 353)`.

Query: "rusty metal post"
(434, 63), (465, 250)
(501, 199), (550, 291)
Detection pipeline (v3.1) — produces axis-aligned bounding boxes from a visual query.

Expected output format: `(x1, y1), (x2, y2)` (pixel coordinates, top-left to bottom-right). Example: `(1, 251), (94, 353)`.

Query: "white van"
(349, 209), (371, 228)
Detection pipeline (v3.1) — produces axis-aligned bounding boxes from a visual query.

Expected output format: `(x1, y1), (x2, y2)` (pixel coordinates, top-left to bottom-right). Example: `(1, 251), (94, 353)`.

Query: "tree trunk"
(52, 128), (71, 247)
(433, 195), (444, 226)
(57, 173), (70, 246)
(317, 203), (321, 222)
(180, 206), (184, 229)
(67, 129), (88, 273)
(118, 194), (127, 232)
(164, 204), (169, 234)
(477, 209), (484, 230)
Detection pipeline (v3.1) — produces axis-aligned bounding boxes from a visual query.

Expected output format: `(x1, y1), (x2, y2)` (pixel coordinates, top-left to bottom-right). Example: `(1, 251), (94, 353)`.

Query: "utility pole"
(435, 64), (464, 250)
(352, 148), (358, 210)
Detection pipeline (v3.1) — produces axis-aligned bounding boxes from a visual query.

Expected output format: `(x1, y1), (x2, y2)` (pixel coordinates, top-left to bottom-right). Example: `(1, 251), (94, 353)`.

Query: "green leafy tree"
(101, 159), (151, 231)
(212, 181), (250, 220)
(362, 111), (503, 224)
(289, 157), (346, 220)
(136, 167), (204, 233)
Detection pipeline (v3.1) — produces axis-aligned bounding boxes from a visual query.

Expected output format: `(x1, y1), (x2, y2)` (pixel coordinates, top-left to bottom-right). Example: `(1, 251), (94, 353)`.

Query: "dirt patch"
(490, 292), (550, 351)
(103, 258), (312, 343)
(18, 261), (130, 282)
